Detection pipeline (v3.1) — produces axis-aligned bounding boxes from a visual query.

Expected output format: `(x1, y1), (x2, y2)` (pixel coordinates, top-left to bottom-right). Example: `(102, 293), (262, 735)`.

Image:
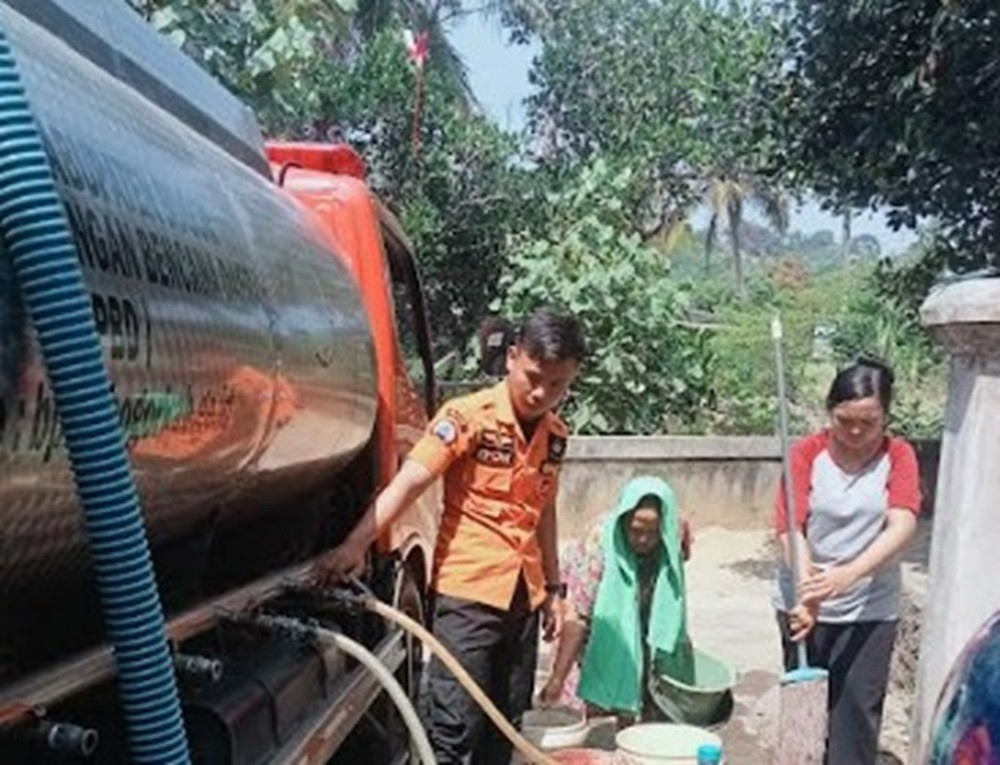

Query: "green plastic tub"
(649, 646), (737, 728)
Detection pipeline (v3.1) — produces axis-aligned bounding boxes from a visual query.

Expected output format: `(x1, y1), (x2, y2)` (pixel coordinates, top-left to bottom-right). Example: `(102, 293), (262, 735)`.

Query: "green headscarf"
(576, 476), (688, 714)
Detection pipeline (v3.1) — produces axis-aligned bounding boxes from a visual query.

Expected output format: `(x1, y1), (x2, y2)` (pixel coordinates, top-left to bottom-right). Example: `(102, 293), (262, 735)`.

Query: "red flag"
(402, 29), (429, 155)
(404, 30), (429, 69)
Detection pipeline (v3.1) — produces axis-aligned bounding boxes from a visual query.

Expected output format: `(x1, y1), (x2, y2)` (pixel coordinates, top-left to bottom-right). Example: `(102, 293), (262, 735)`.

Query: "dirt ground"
(530, 520), (932, 763)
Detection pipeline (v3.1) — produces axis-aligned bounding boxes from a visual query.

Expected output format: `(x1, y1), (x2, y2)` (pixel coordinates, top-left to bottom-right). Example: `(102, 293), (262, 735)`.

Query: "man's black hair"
(515, 309), (587, 364)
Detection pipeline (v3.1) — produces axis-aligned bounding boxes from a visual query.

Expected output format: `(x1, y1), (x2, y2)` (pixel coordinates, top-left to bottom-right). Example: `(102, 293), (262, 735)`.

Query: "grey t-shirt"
(773, 433), (920, 623)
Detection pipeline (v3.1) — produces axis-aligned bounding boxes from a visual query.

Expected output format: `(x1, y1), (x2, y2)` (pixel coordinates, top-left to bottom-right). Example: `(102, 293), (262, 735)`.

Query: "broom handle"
(771, 315), (810, 670)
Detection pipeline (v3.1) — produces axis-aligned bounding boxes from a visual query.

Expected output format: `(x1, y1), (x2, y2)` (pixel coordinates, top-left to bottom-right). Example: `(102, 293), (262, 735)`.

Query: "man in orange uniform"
(316, 309), (586, 764)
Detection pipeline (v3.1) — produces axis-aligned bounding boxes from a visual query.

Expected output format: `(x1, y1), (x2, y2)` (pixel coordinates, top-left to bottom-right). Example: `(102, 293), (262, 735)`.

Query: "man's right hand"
(313, 538), (367, 586)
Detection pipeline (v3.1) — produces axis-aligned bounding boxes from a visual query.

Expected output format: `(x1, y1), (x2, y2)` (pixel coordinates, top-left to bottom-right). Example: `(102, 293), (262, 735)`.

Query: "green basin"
(649, 646), (737, 728)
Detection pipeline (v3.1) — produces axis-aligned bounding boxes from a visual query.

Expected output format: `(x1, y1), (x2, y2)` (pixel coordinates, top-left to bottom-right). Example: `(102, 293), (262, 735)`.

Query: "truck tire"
(393, 559), (427, 763)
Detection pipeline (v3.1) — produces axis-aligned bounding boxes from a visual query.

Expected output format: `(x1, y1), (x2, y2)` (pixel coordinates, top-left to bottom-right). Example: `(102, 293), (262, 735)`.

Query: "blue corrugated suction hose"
(0, 28), (190, 765)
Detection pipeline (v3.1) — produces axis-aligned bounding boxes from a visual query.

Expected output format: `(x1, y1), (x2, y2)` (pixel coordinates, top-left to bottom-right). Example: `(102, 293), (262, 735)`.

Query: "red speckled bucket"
(550, 749), (619, 764)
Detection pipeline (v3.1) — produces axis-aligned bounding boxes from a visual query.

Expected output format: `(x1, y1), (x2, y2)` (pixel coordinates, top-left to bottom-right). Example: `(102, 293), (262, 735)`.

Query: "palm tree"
(356, 0), (528, 106)
(703, 172), (788, 299)
(357, 0), (470, 101)
(840, 208), (852, 262)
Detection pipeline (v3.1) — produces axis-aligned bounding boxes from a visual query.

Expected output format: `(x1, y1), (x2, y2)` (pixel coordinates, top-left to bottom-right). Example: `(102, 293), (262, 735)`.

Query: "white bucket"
(615, 723), (722, 764)
(522, 707), (589, 750)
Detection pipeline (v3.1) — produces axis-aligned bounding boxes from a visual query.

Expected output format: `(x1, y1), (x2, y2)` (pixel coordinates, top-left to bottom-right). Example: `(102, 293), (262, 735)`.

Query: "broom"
(771, 315), (829, 765)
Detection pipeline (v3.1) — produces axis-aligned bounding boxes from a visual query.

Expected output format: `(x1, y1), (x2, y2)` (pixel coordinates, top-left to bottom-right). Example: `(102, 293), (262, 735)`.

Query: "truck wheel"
(392, 561), (427, 763)
(394, 562), (426, 698)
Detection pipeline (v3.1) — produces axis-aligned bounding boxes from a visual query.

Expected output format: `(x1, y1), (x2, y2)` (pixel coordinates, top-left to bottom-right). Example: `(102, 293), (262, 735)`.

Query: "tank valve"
(174, 653), (224, 682)
(39, 721), (100, 758)
(1, 718), (100, 759)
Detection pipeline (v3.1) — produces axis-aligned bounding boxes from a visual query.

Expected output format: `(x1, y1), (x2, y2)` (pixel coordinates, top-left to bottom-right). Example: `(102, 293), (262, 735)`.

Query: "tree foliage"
(703, 174), (789, 298)
(688, 258), (947, 439)
(124, 0), (951, 437)
(521, 0), (787, 296)
(779, 0), (1000, 272)
(127, 0), (527, 351)
(829, 251), (948, 439)
(128, 0), (356, 134)
(496, 161), (713, 434)
(524, 1), (778, 167)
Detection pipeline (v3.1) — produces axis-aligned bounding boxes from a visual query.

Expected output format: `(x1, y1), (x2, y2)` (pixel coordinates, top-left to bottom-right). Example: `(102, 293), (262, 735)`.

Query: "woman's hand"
(538, 677), (564, 707)
(680, 514), (694, 560)
(800, 564), (858, 605)
(789, 602), (818, 642)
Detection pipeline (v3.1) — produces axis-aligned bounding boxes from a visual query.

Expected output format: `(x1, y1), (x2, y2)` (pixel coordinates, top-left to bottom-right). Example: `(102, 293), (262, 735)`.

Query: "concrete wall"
(556, 436), (781, 538)
(913, 278), (1000, 760)
(556, 436), (940, 540)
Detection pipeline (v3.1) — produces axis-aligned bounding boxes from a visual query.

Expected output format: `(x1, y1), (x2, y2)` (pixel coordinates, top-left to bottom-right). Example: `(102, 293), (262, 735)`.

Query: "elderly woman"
(539, 476), (692, 723)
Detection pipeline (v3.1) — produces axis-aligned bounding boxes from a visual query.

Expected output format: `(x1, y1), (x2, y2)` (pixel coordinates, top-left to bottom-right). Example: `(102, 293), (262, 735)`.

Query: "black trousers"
(778, 613), (898, 765)
(424, 579), (539, 765)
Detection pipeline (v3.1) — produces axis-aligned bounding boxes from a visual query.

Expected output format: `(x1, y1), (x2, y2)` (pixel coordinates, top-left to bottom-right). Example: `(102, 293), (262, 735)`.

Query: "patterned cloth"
(563, 522), (605, 620)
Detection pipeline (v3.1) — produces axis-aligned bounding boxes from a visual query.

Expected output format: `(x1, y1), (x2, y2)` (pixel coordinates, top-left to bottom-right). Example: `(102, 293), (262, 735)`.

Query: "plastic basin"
(649, 646), (737, 727)
(550, 749), (619, 764)
(616, 723), (722, 764)
(522, 707), (589, 750)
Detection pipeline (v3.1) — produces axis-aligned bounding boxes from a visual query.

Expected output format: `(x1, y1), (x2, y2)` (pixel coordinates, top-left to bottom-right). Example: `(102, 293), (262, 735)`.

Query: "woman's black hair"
(632, 494), (663, 515)
(621, 494), (663, 537)
(826, 357), (895, 412)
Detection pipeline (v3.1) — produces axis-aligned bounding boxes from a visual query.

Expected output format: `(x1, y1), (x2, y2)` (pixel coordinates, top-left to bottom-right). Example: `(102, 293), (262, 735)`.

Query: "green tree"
(779, 0), (1000, 274)
(127, 0), (529, 352)
(126, 0), (356, 133)
(829, 251), (947, 439)
(127, 0), (492, 109)
(497, 161), (713, 434)
(355, 0), (523, 100)
(302, 29), (532, 352)
(521, 0), (788, 295)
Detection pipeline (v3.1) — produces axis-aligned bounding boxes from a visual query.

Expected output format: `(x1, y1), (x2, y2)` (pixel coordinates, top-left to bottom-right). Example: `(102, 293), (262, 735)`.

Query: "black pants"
(778, 614), (898, 765)
(424, 579), (539, 765)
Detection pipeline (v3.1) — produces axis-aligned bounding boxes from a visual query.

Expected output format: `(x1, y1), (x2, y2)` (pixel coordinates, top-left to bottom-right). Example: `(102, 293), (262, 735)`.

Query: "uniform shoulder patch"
(432, 417), (459, 446)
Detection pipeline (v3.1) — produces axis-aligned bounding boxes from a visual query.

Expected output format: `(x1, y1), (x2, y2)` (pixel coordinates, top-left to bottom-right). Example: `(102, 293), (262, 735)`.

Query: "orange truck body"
(266, 141), (442, 584)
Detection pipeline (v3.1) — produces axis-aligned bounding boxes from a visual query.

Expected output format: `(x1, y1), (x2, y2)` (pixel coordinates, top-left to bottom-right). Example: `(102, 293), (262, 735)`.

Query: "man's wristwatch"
(545, 582), (567, 598)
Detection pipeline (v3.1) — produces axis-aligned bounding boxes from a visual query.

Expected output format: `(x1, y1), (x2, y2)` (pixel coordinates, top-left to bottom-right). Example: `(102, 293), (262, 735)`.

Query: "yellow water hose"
(363, 597), (561, 765)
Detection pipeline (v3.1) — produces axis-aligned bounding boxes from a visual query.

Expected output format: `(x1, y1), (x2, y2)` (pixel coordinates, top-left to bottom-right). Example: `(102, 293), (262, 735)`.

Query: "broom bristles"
(777, 671), (829, 765)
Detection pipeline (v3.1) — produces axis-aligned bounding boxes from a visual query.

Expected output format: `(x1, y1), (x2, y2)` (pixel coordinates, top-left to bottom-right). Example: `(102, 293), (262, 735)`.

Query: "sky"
(446, 13), (919, 256)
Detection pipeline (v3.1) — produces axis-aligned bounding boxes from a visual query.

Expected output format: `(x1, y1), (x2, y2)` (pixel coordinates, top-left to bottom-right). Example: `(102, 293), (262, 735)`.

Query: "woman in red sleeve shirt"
(774, 359), (921, 765)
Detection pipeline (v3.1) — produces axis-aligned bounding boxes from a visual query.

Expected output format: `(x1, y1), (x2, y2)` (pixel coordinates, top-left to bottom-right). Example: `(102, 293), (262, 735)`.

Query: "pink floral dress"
(556, 521), (606, 710)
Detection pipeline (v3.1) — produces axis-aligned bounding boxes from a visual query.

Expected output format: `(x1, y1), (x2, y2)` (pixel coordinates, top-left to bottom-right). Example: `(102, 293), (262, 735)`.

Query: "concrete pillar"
(913, 278), (1000, 758)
